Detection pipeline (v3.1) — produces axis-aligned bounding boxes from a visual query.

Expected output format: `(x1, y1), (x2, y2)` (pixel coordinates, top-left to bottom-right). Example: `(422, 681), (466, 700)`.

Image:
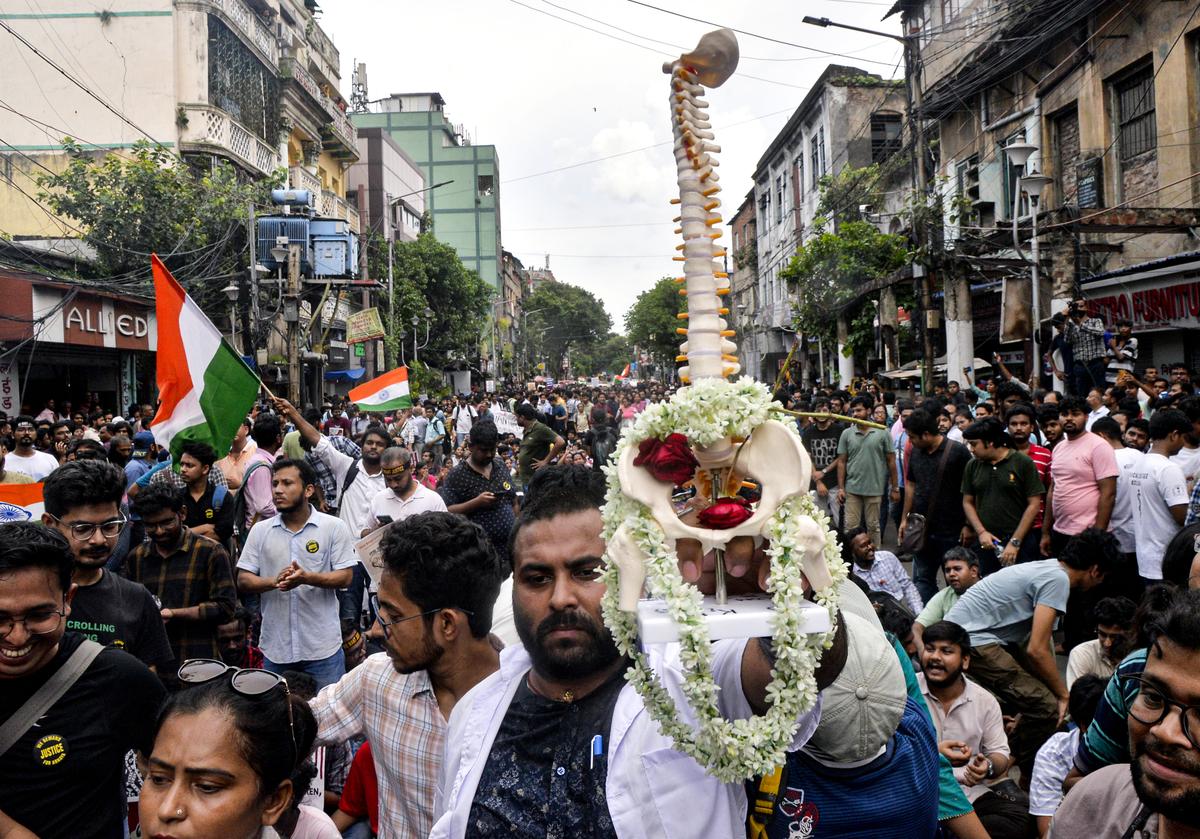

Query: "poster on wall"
(0, 361), (19, 415)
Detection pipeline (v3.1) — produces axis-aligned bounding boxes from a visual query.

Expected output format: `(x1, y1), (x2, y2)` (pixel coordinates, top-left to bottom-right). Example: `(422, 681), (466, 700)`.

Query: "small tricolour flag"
(149, 255), (260, 462)
(348, 366), (412, 413)
(0, 483), (44, 522)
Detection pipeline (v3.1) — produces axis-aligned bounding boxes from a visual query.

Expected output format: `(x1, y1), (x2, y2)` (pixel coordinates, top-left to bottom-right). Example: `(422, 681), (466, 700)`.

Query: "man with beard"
(6, 415), (60, 480)
(1125, 417), (1151, 452)
(0, 522), (164, 839)
(918, 621), (1030, 839)
(369, 446), (447, 527)
(42, 460), (172, 671)
(125, 483), (237, 680)
(914, 547), (982, 650)
(1066, 597), (1137, 689)
(215, 606), (263, 669)
(275, 398), (392, 628)
(1042, 396), (1118, 560)
(441, 421), (518, 566)
(0, 435), (35, 484)
(1038, 406), (1065, 449)
(236, 458), (357, 689)
(1050, 589), (1200, 838)
(311, 512), (503, 839)
(802, 398), (845, 529)
(961, 418), (1045, 574)
(430, 465), (848, 839)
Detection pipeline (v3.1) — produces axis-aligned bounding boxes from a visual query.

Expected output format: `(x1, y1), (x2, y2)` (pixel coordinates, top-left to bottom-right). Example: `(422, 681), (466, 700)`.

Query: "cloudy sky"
(319, 0), (905, 329)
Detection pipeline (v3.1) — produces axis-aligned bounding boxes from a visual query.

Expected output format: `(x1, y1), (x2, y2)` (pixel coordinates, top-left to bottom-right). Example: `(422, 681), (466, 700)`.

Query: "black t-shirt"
(802, 424), (845, 485)
(439, 458), (517, 566)
(181, 482), (236, 542)
(0, 633), (165, 839)
(466, 666), (627, 839)
(905, 438), (971, 535)
(67, 570), (174, 669)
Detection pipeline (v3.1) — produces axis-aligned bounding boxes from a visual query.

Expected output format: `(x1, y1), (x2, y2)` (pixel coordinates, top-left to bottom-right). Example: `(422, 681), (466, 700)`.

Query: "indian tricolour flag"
(149, 254), (260, 462)
(0, 483), (44, 523)
(348, 366), (412, 412)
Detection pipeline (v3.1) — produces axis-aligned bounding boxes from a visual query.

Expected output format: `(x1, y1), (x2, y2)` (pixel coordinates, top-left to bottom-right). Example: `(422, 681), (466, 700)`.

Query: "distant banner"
(492, 407), (524, 439)
(346, 308), (385, 344)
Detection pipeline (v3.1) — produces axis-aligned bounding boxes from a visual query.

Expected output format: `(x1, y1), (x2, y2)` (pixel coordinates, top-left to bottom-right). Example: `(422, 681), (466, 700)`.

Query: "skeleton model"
(599, 29), (843, 781)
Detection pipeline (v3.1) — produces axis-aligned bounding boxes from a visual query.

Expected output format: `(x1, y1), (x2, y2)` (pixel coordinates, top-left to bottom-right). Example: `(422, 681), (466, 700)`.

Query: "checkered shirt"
(1066, 317), (1107, 362)
(307, 434), (362, 510)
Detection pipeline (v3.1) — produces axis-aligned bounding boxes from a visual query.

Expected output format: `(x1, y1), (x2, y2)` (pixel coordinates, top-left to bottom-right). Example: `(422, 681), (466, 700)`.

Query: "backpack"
(590, 425), (619, 471)
(231, 460), (271, 549)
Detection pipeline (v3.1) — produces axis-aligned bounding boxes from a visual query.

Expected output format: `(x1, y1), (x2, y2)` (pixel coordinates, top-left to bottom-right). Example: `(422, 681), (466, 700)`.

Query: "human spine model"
(666, 29), (740, 385)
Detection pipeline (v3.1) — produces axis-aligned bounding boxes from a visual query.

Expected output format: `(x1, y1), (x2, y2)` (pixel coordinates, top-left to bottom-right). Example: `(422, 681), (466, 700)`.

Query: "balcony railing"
(288, 165), (321, 196)
(307, 21), (340, 82)
(178, 103), (280, 178)
(324, 107), (357, 154)
(280, 55), (357, 155)
(318, 189), (361, 233)
(188, 0), (278, 67)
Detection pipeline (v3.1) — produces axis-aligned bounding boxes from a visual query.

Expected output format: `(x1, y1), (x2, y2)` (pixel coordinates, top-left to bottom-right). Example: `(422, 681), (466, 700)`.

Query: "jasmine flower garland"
(600, 380), (846, 782)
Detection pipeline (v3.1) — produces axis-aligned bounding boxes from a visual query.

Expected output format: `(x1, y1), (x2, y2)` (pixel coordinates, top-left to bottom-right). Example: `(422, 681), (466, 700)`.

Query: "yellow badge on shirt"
(305, 540), (320, 554)
(35, 734), (67, 767)
(205, 508), (215, 519)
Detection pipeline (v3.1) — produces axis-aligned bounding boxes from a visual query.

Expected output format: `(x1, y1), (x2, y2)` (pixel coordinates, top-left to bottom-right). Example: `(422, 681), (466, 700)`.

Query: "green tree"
(523, 281), (611, 374)
(367, 232), (492, 375)
(624, 276), (685, 362)
(780, 220), (908, 355)
(572, 332), (631, 377)
(36, 140), (279, 316)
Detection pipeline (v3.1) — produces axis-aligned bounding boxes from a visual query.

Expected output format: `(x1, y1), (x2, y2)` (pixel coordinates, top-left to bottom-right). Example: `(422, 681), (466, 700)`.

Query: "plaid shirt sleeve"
(198, 541), (238, 624)
(311, 662), (367, 746)
(1186, 480), (1200, 526)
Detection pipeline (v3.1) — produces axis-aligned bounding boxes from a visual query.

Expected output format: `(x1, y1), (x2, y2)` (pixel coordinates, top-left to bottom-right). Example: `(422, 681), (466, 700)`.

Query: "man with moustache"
(41, 460), (172, 671)
(5, 415), (60, 480)
(914, 547), (982, 650)
(311, 512), (504, 839)
(369, 446), (447, 528)
(1050, 589), (1200, 838)
(1042, 396), (1118, 559)
(0, 523), (165, 839)
(430, 466), (848, 839)
(441, 421), (518, 566)
(236, 458), (357, 689)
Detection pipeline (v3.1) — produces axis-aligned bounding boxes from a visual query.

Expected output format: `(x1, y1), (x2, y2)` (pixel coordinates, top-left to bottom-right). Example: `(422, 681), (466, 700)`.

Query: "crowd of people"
(1, 342), (1199, 839)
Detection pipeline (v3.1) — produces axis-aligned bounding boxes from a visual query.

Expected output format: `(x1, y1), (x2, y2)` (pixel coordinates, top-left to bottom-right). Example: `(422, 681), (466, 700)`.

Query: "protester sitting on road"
(1027, 674), (1107, 837)
(1065, 597), (1137, 689)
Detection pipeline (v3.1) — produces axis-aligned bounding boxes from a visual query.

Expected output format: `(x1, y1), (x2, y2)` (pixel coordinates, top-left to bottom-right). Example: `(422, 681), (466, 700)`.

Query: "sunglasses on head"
(177, 659), (297, 762)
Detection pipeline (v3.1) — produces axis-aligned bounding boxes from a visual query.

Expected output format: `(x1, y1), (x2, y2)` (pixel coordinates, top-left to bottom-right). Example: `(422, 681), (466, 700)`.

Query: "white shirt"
(946, 427), (964, 443)
(310, 436), (386, 539)
(453, 406), (475, 436)
(1065, 638), (1116, 690)
(236, 506), (359, 664)
(1029, 728), (1080, 818)
(369, 481), (447, 525)
(431, 643), (822, 839)
(1110, 447), (1143, 554)
(5, 449), (60, 480)
(1130, 451), (1189, 578)
(1085, 406), (1110, 431)
(1171, 444), (1200, 490)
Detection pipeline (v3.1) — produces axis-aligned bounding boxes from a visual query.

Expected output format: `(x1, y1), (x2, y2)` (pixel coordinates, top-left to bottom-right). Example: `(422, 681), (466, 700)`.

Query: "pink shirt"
(1049, 432), (1119, 536)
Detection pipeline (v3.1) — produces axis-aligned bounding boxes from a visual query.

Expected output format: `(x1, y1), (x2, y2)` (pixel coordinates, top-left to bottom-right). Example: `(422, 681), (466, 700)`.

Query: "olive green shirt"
(517, 420), (559, 485)
(837, 426), (895, 496)
(960, 449), (1045, 538)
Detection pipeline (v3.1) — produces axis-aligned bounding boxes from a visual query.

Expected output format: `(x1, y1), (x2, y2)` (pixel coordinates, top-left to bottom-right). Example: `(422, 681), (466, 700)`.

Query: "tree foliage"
(572, 332), (631, 377)
(624, 276), (685, 363)
(36, 140), (278, 316)
(780, 220), (908, 353)
(365, 231), (492, 374)
(523, 281), (612, 370)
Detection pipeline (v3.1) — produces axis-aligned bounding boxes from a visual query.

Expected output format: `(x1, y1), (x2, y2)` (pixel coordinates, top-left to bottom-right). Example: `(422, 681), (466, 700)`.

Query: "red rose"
(633, 433), (699, 486)
(697, 496), (754, 529)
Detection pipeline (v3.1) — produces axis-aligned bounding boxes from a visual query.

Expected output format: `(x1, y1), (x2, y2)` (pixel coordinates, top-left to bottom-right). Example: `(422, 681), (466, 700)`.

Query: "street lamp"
(410, 306), (434, 364)
(1002, 139), (1053, 380)
(221, 283), (240, 351)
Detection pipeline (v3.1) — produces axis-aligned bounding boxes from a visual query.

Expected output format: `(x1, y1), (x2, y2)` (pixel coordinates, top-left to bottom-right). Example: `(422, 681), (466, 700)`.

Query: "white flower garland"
(600, 379), (846, 782)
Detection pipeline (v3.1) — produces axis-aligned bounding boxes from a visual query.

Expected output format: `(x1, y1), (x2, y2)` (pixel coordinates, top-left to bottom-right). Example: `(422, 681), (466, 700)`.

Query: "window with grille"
(810, 135), (821, 190)
(1115, 63), (1156, 161)
(871, 113), (903, 162)
(941, 0), (960, 22)
(795, 155), (804, 201)
(775, 175), (785, 223)
(207, 15), (280, 144)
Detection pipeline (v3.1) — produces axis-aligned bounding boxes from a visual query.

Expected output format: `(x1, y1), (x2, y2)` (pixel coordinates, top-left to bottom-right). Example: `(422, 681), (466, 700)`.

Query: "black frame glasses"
(177, 659), (298, 761)
(0, 602), (66, 639)
(1121, 674), (1200, 750)
(369, 593), (473, 638)
(48, 514), (126, 542)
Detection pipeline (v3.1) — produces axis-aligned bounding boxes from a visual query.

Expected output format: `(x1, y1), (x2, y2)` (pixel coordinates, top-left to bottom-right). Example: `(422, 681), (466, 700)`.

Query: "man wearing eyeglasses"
(1050, 589), (1200, 838)
(42, 460), (173, 672)
(0, 522), (166, 839)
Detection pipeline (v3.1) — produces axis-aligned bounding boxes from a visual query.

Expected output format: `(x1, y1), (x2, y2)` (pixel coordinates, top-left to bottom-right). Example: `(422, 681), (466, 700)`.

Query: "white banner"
(492, 407), (524, 439)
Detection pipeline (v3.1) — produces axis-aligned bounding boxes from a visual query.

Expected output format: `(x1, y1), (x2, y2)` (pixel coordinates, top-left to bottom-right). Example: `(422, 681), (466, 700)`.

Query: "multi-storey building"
(890, 0), (1200, 372)
(346, 127), (426, 244)
(1, 0), (360, 237)
(751, 64), (908, 384)
(350, 93), (502, 290)
(728, 193), (760, 379)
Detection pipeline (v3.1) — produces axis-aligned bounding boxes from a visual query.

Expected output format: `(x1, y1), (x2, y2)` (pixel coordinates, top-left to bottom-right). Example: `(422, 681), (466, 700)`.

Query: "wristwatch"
(984, 757), (996, 779)
(1008, 538), (1021, 547)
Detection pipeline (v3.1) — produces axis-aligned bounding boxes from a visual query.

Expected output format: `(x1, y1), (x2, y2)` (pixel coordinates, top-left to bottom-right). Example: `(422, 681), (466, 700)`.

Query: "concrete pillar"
(944, 272), (974, 385)
(836, 314), (855, 388)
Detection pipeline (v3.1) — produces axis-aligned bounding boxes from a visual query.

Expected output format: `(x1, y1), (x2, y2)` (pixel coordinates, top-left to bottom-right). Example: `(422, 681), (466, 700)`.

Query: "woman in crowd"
(138, 661), (319, 839)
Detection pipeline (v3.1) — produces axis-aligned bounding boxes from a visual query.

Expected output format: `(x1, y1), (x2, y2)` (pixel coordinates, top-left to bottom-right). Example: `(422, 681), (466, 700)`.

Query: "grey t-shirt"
(944, 559), (1069, 648)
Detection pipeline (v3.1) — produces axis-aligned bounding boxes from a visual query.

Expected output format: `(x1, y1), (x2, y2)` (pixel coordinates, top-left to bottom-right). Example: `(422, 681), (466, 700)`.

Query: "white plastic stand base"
(636, 594), (831, 644)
